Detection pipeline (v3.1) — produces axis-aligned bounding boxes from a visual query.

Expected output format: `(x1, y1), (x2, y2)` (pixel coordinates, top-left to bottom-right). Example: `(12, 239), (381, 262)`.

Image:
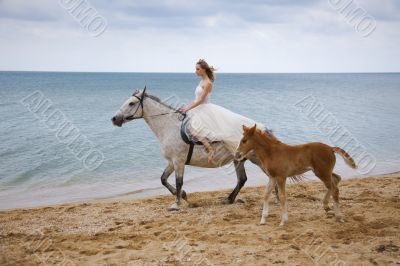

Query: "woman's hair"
(197, 59), (216, 82)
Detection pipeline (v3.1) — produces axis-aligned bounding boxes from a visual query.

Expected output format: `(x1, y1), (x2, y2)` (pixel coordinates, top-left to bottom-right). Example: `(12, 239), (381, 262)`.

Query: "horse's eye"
(129, 102), (135, 106)
(242, 139), (247, 144)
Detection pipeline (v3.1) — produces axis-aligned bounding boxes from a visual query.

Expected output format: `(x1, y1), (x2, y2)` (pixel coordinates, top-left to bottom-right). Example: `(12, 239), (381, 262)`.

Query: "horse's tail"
(332, 147), (357, 169)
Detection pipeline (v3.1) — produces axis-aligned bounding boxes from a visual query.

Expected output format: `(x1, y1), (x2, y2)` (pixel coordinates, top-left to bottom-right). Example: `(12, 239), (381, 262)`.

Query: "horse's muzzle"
(111, 115), (123, 127)
(234, 152), (242, 160)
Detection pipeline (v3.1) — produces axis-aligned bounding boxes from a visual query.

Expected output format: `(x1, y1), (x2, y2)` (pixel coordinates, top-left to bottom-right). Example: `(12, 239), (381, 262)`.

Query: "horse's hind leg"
(224, 159), (248, 204)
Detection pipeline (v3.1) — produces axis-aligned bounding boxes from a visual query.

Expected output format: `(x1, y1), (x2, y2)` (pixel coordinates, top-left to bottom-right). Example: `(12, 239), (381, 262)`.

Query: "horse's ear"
(242, 124), (249, 132)
(142, 85), (147, 95)
(132, 89), (138, 96)
(248, 124), (256, 135)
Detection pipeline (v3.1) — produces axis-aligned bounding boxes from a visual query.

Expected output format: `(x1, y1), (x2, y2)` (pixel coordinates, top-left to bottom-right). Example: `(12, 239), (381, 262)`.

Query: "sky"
(0, 0), (399, 73)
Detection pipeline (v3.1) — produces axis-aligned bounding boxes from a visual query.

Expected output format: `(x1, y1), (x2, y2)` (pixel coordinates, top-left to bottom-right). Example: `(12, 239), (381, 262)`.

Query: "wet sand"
(0, 173), (399, 265)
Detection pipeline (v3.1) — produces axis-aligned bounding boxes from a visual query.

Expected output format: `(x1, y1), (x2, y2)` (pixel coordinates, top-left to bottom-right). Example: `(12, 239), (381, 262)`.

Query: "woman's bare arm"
(181, 83), (212, 112)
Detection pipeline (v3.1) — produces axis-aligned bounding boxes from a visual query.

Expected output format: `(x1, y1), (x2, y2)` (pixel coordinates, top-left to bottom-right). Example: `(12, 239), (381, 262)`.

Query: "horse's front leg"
(161, 162), (187, 200)
(168, 161), (185, 211)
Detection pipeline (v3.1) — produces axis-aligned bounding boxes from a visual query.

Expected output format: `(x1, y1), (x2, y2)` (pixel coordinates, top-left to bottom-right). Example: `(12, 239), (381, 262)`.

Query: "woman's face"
(195, 64), (205, 76)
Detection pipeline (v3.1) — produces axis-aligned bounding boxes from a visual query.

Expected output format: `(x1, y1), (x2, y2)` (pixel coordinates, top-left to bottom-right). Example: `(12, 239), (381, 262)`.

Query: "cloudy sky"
(0, 0), (399, 72)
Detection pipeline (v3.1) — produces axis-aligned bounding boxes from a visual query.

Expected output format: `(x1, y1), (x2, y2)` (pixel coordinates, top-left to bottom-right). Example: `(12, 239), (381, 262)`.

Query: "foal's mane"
(255, 127), (281, 144)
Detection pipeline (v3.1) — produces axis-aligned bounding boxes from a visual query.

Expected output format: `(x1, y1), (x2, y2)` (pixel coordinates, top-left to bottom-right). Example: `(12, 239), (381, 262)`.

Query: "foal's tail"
(332, 147), (357, 169)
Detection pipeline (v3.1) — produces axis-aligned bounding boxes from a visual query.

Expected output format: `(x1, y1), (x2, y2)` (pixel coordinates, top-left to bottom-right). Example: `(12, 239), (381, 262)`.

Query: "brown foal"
(235, 124), (357, 226)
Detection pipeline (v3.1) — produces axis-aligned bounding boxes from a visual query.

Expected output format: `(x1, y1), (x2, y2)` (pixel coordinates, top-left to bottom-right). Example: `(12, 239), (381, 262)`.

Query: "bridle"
(125, 86), (186, 121)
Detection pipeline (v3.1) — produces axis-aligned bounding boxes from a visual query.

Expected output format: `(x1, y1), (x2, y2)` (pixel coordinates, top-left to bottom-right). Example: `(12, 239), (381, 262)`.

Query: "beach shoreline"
(2, 170), (400, 212)
(1, 173), (399, 265)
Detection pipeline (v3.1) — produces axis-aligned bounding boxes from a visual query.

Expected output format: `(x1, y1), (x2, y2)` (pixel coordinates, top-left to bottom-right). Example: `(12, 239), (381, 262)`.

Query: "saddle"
(180, 116), (220, 164)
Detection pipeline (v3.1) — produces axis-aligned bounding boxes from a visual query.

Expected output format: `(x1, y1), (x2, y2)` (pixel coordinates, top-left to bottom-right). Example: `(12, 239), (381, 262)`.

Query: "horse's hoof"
(324, 206), (331, 212)
(168, 202), (180, 211)
(188, 202), (200, 208)
(259, 220), (266, 225)
(279, 220), (288, 227)
(182, 190), (188, 201)
(222, 198), (234, 205)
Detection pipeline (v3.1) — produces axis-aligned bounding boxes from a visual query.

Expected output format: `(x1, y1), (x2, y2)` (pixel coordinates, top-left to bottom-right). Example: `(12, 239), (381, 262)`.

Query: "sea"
(0, 71), (399, 210)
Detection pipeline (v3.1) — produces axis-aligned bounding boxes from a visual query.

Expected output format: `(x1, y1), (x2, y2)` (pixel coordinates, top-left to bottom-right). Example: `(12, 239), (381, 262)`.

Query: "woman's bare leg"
(188, 126), (215, 163)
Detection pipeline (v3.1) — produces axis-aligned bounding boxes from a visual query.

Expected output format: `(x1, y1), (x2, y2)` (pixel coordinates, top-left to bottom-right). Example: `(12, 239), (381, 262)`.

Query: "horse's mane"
(143, 92), (178, 111)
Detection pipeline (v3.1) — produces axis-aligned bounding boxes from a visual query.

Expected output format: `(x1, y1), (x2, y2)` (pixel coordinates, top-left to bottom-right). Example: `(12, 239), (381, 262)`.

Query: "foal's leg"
(276, 177), (288, 226)
(316, 171), (343, 221)
(313, 168), (332, 212)
(331, 180), (343, 222)
(321, 177), (332, 212)
(261, 168), (279, 203)
(323, 188), (332, 212)
(260, 178), (277, 225)
(323, 173), (341, 212)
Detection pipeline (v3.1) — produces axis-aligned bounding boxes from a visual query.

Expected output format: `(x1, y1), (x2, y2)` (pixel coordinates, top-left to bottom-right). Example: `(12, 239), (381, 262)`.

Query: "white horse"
(112, 88), (267, 211)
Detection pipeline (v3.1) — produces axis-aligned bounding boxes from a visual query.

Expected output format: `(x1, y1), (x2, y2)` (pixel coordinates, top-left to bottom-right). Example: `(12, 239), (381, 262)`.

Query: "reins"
(127, 86), (186, 121)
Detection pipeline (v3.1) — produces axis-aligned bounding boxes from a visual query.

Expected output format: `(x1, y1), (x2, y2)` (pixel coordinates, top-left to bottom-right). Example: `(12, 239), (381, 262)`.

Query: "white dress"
(186, 83), (265, 154)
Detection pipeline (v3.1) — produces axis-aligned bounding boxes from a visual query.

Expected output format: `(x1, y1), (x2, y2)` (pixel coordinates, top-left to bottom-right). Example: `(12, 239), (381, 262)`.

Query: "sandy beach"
(0, 173), (399, 265)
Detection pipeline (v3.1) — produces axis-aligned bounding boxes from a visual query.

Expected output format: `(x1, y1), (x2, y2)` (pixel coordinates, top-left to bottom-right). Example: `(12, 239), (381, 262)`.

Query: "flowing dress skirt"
(186, 103), (265, 154)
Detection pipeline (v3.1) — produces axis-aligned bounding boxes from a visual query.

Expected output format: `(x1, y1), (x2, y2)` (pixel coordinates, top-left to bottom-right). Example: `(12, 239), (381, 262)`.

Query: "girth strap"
(185, 143), (195, 165)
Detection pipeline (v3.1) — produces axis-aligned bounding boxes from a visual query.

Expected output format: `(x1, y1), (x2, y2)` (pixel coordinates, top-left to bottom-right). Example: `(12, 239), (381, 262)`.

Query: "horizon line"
(1, 70), (399, 74)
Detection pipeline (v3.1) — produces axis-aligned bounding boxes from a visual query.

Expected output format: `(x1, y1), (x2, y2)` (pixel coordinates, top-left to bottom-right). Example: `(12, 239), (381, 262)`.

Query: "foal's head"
(235, 124), (258, 161)
(235, 124), (279, 161)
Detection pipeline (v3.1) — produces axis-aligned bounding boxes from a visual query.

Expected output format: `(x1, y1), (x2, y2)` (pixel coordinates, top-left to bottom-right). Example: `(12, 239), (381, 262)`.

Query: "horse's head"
(111, 88), (146, 127)
(235, 124), (257, 161)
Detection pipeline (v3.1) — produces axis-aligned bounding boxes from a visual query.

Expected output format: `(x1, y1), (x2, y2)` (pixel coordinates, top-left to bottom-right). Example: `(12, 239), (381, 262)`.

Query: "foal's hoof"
(168, 202), (180, 211)
(279, 220), (288, 227)
(336, 216), (345, 223)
